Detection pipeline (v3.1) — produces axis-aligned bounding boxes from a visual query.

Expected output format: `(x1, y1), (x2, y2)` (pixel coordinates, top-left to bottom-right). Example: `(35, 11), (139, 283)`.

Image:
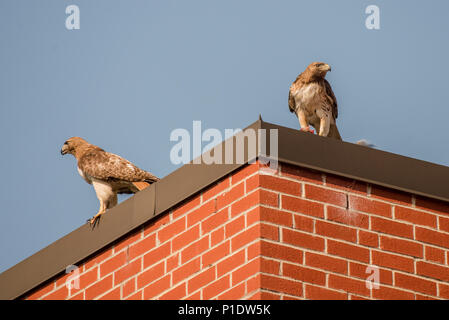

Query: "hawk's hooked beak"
(325, 64), (331, 72)
(61, 143), (69, 156)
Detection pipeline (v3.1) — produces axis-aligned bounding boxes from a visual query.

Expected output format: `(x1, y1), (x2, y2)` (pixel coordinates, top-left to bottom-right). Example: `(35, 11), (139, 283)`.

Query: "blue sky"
(1, 0), (448, 273)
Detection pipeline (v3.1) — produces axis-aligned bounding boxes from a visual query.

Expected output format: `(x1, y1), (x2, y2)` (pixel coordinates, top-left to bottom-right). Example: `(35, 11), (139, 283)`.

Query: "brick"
(185, 291), (202, 300)
(202, 275), (230, 300)
(349, 262), (392, 285)
(260, 257), (280, 275)
(122, 278), (136, 298)
(246, 274), (261, 295)
(247, 241), (261, 261)
(181, 236), (210, 264)
(144, 214), (170, 237)
(203, 178), (230, 203)
(187, 200), (216, 227)
(424, 246), (446, 264)
(379, 236), (423, 258)
(128, 233), (156, 260)
(439, 283), (449, 299)
(372, 251), (414, 273)
(68, 291), (84, 300)
(231, 224), (260, 252)
(283, 263), (326, 286)
(261, 240), (303, 264)
(42, 285), (69, 300)
(114, 229), (142, 253)
(415, 227), (449, 249)
(218, 282), (246, 300)
(328, 274), (370, 297)
(305, 252), (348, 275)
(173, 195), (201, 219)
(217, 250), (245, 277)
(246, 206), (260, 226)
(143, 275), (171, 300)
(259, 207), (292, 227)
(282, 195), (324, 218)
(315, 220), (357, 243)
(114, 258), (142, 285)
(137, 262), (165, 289)
(259, 189), (279, 207)
(158, 217), (186, 243)
(282, 228), (325, 251)
(259, 175), (301, 196)
(126, 290), (143, 300)
(358, 230), (379, 248)
(160, 282), (187, 300)
(173, 258), (201, 285)
(84, 248), (113, 271)
(85, 275), (113, 300)
(305, 185), (347, 207)
(188, 266), (216, 294)
(371, 216), (413, 239)
(98, 287), (121, 300)
(27, 282), (55, 300)
(248, 290), (281, 300)
(67, 267), (99, 296)
(216, 183), (245, 210)
(395, 206), (437, 228)
(143, 242), (171, 269)
(327, 240), (370, 263)
(166, 253), (180, 273)
(439, 216), (449, 233)
(225, 216), (246, 239)
(293, 214), (314, 232)
(370, 185), (412, 205)
(231, 190), (262, 218)
(305, 284), (347, 300)
(202, 208), (229, 234)
(245, 174), (260, 194)
(415, 196), (449, 215)
(349, 195), (391, 218)
(202, 241), (230, 267)
(327, 206), (369, 228)
(100, 252), (127, 277)
(372, 285), (414, 300)
(260, 274), (302, 297)
(231, 163), (259, 185)
(416, 261), (449, 282)
(211, 227), (225, 247)
(260, 223), (279, 241)
(394, 273), (437, 296)
(325, 174), (366, 194)
(172, 225), (200, 252)
(232, 257), (260, 285)
(281, 163), (323, 184)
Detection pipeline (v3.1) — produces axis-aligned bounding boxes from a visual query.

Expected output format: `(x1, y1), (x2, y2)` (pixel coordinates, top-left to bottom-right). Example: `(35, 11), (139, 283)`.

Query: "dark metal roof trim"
(1, 119), (448, 300)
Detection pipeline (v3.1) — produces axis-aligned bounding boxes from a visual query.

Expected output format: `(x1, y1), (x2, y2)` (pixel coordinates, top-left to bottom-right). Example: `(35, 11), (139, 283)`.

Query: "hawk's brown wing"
(79, 149), (158, 183)
(288, 90), (296, 113)
(323, 79), (338, 119)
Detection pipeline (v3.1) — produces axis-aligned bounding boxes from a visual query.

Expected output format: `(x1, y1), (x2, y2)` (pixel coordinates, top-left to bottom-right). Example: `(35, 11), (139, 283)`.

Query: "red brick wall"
(24, 161), (449, 300)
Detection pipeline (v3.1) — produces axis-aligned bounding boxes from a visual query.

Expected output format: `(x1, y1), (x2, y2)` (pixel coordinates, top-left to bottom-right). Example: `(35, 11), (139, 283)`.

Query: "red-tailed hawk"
(61, 137), (159, 225)
(288, 62), (341, 140)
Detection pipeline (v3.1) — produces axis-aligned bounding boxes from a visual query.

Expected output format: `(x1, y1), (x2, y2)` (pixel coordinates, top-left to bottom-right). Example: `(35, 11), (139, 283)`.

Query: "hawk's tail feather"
(329, 124), (342, 140)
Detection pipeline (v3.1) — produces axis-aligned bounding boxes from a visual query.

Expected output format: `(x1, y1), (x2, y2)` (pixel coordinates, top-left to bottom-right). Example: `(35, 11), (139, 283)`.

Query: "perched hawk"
(61, 137), (159, 225)
(288, 62), (341, 140)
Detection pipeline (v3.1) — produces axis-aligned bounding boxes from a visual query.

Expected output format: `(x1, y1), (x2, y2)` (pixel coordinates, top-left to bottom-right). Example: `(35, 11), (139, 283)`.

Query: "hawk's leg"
(297, 109), (314, 134)
(89, 201), (106, 225)
(316, 110), (331, 137)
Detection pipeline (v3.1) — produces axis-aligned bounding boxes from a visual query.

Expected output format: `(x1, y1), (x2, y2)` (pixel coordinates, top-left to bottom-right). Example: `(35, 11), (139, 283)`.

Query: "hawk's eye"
(316, 63), (322, 67)
(64, 141), (68, 145)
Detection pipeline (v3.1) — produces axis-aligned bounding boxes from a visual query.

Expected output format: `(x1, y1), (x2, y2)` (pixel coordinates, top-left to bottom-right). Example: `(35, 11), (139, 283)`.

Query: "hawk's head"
(307, 62), (332, 78)
(60, 137), (89, 156)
